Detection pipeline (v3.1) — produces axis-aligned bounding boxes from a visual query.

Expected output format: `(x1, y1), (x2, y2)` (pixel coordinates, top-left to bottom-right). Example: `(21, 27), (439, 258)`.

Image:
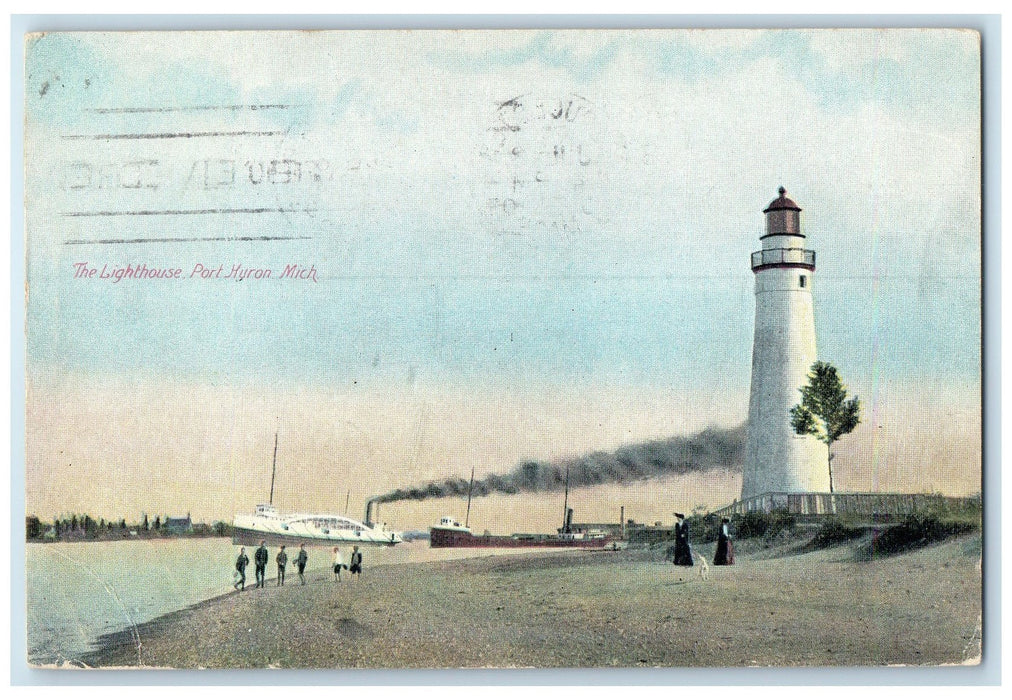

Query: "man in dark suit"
(276, 545), (288, 586)
(234, 548), (249, 591)
(295, 544), (309, 585)
(350, 546), (363, 580)
(254, 540), (269, 588)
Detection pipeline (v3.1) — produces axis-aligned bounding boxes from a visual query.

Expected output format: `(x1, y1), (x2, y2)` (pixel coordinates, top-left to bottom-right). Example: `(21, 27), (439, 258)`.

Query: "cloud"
(426, 31), (623, 82)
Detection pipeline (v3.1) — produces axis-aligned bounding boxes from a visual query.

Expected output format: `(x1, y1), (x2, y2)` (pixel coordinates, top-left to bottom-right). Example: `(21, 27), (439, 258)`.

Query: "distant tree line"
(25, 513), (233, 542)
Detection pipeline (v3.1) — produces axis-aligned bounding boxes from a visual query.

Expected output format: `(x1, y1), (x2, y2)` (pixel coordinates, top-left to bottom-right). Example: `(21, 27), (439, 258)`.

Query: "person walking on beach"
(672, 513), (694, 567)
(234, 547), (250, 591)
(276, 545), (288, 586)
(714, 517), (735, 565)
(254, 540), (269, 588)
(349, 546), (363, 581)
(332, 546), (346, 582)
(295, 543), (309, 585)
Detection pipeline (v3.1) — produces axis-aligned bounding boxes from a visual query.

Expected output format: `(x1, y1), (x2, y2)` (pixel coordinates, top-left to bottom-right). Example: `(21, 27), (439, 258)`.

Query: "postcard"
(23, 29), (982, 669)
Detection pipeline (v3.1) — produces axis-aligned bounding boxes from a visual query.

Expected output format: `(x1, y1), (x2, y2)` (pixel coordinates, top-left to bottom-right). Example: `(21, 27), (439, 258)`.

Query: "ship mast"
(464, 465), (475, 528)
(269, 432), (278, 505)
(561, 466), (570, 533)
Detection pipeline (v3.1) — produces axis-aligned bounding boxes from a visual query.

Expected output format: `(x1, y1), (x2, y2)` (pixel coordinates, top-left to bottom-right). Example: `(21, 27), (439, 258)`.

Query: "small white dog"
(695, 552), (710, 581)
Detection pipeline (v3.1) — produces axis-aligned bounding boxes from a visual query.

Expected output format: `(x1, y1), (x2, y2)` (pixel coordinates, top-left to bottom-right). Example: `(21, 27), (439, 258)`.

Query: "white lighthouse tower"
(742, 187), (830, 499)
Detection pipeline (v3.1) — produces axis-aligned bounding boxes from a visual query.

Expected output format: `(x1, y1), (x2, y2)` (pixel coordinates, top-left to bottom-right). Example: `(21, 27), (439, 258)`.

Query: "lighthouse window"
(799, 275), (807, 288)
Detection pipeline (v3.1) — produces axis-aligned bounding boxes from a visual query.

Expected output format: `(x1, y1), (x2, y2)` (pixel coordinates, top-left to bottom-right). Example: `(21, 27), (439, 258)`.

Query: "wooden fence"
(710, 491), (980, 519)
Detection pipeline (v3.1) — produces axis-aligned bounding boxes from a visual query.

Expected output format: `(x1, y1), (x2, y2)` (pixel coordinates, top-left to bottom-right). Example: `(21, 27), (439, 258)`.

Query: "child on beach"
(332, 546), (347, 581)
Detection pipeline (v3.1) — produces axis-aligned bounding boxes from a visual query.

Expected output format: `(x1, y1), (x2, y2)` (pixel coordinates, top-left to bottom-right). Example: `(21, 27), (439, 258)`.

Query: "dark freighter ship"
(427, 465), (622, 549)
(429, 513), (614, 548)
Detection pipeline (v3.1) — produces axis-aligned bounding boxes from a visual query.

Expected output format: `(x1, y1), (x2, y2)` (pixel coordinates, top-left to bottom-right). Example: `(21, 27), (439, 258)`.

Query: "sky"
(23, 29), (981, 529)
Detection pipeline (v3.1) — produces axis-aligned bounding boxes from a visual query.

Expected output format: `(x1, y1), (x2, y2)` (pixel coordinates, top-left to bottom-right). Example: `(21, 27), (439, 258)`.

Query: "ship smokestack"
(365, 500), (374, 527)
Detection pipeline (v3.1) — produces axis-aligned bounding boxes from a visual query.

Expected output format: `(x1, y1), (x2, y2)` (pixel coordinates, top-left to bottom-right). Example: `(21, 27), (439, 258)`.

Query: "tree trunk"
(827, 442), (835, 493)
(827, 442), (837, 515)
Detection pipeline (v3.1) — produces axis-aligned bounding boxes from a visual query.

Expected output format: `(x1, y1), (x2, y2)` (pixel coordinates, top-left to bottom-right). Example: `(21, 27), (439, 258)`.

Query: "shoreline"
(81, 548), (606, 667)
(74, 536), (982, 669)
(80, 547), (628, 669)
(26, 533), (229, 546)
(28, 538), (588, 667)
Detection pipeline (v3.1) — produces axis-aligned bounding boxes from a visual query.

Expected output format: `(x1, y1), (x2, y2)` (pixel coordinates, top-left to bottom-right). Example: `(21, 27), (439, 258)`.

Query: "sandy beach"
(78, 532), (982, 669)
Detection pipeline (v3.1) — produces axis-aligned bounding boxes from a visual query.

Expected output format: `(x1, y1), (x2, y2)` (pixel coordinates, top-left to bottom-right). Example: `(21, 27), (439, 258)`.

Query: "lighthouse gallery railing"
(751, 248), (816, 270)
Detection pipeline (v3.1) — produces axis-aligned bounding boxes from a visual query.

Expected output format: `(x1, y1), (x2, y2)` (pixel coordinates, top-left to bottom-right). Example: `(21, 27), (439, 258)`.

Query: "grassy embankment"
(686, 497), (982, 558)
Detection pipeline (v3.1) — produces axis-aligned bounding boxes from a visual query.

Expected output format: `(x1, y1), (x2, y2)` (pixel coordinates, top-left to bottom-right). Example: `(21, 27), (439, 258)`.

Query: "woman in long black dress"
(714, 517), (735, 565)
(672, 513), (694, 566)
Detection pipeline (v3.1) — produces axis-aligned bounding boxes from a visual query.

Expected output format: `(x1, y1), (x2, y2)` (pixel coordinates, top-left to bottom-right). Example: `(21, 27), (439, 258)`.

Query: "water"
(25, 537), (513, 665)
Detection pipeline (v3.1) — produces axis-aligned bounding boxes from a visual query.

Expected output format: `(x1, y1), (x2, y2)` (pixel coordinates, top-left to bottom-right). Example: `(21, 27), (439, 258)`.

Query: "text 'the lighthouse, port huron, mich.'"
(71, 262), (320, 283)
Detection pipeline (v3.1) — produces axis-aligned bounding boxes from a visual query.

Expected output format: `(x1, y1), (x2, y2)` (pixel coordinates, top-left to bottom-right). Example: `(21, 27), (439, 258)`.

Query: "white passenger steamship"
(232, 433), (402, 547)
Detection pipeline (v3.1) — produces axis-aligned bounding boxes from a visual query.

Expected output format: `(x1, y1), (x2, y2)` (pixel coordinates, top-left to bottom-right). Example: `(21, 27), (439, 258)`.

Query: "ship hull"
(430, 526), (612, 549)
(232, 525), (398, 548)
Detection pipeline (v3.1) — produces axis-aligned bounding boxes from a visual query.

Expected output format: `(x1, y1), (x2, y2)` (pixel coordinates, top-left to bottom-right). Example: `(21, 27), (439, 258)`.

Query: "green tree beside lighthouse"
(790, 361), (862, 494)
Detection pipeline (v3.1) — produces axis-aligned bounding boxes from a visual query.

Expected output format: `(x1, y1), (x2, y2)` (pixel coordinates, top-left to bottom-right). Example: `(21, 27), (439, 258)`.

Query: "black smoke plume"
(373, 424), (745, 504)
